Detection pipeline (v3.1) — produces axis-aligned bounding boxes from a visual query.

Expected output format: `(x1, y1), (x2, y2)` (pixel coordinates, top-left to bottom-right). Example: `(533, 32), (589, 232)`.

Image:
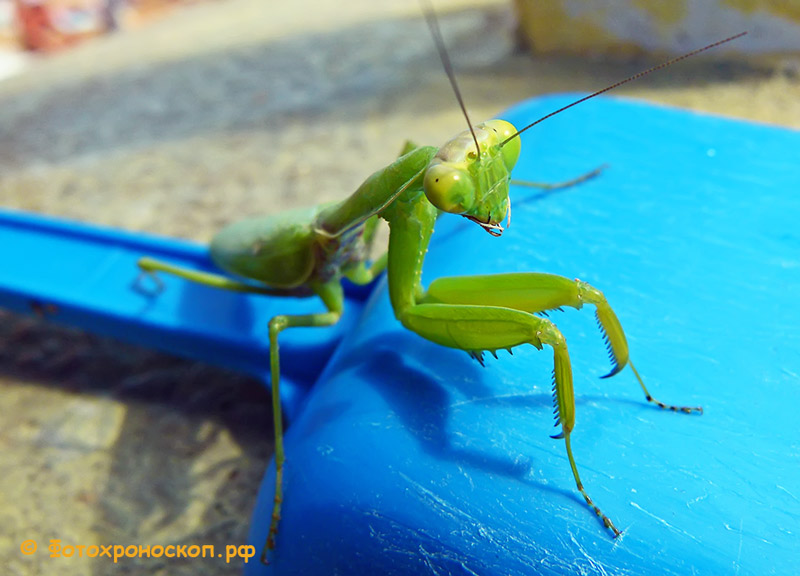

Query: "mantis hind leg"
(136, 257), (307, 297)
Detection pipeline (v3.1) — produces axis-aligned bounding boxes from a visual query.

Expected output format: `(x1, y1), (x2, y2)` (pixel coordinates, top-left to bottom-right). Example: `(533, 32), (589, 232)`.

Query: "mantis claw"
(593, 308), (628, 378)
(608, 521), (623, 538)
(599, 364), (624, 379)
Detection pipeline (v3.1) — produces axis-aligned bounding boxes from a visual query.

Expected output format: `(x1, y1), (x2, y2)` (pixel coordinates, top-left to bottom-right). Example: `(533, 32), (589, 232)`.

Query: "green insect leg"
(510, 164), (606, 192)
(411, 271), (703, 537)
(342, 249), (388, 286)
(423, 272), (702, 414)
(137, 258), (345, 559)
(262, 281), (344, 564)
(398, 299), (621, 535)
(137, 257), (298, 297)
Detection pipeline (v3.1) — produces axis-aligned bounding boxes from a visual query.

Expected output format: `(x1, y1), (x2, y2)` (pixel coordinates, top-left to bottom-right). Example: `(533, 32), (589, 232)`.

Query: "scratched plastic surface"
(245, 96), (800, 575)
(0, 211), (369, 419)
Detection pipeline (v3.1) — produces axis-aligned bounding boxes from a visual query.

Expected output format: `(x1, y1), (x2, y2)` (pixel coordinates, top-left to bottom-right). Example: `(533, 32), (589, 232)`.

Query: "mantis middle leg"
(137, 259), (355, 561)
(400, 272), (701, 535)
(262, 280), (344, 562)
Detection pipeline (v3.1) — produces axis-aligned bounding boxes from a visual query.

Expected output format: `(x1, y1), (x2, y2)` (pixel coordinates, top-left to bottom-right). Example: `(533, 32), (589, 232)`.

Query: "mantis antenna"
(500, 32), (748, 148)
(421, 0), (481, 157)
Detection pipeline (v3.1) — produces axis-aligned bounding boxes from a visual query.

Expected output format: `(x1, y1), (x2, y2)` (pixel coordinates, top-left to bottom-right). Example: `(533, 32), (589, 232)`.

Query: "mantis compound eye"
(482, 119), (520, 173)
(423, 163), (476, 214)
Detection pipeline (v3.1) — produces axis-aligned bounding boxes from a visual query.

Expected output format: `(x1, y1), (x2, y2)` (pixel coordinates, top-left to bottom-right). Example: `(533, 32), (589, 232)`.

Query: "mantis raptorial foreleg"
(405, 272), (701, 535)
(422, 273), (703, 413)
(397, 292), (624, 530)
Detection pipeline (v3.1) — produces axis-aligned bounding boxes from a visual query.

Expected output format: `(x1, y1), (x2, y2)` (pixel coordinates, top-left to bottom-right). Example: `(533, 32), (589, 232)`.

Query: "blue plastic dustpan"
(244, 95), (800, 575)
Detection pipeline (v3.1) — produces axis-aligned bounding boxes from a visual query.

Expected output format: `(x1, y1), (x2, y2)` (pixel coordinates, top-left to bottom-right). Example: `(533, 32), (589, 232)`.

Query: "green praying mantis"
(136, 5), (745, 563)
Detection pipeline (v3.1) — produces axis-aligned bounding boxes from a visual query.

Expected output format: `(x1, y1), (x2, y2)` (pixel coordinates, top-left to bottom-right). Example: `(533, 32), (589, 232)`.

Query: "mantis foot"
(628, 360), (703, 415)
(132, 259), (165, 295)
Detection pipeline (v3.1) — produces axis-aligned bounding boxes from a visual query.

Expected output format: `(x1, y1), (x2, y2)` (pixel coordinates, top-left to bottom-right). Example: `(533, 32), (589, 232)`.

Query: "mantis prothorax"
(136, 5), (745, 563)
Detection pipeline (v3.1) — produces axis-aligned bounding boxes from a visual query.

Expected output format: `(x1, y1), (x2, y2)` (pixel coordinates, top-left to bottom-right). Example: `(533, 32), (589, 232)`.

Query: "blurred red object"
(13, 0), (108, 52)
(15, 0), (69, 51)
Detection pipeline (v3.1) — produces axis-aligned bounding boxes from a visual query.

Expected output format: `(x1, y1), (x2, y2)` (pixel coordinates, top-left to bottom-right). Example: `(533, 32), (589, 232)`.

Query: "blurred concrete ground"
(0, 0), (797, 574)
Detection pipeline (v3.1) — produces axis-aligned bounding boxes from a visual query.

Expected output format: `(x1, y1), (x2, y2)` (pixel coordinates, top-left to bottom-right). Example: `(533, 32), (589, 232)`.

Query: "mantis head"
(423, 120), (521, 237)
(422, 0), (745, 238)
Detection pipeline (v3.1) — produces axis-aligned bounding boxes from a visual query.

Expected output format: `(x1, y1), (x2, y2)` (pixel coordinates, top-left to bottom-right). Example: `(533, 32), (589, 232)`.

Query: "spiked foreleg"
(421, 273), (702, 414)
(399, 301), (621, 536)
(399, 303), (573, 431)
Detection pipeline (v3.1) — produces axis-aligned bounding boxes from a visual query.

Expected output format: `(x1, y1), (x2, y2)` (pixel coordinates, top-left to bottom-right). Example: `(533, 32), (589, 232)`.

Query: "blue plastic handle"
(245, 96), (800, 575)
